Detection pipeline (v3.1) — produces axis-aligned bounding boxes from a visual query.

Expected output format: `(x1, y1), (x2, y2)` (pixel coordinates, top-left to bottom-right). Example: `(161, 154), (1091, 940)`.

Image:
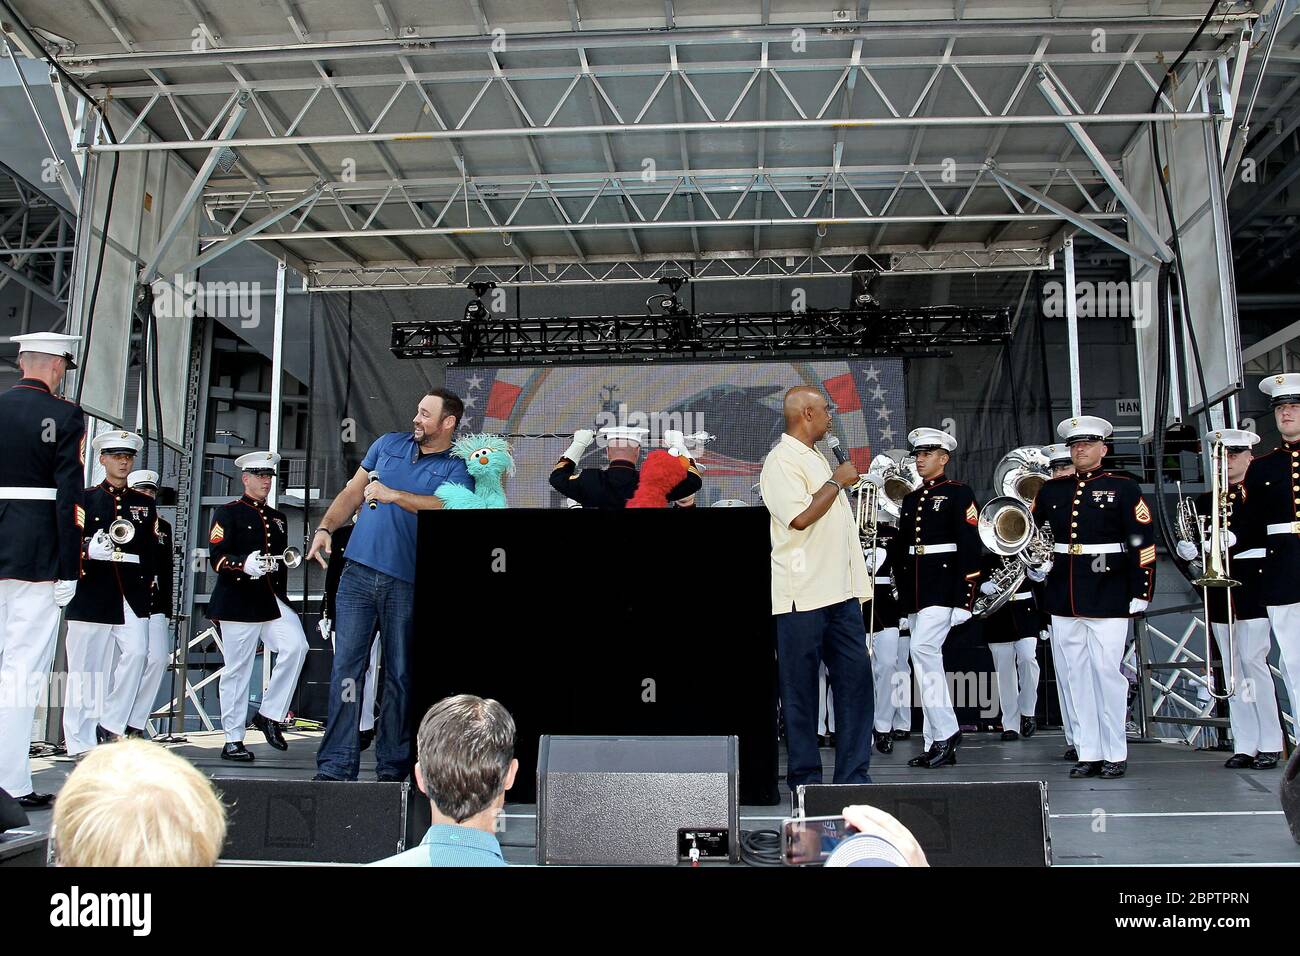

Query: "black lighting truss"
(390, 306), (1011, 366)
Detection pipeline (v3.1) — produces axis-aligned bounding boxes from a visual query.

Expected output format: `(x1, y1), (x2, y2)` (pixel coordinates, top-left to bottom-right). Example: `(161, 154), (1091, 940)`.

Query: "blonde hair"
(53, 740), (227, 867)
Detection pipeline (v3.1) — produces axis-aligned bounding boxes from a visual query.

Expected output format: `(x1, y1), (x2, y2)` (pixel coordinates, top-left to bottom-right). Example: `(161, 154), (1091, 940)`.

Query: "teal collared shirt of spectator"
(346, 432), (471, 583)
(371, 823), (507, 867)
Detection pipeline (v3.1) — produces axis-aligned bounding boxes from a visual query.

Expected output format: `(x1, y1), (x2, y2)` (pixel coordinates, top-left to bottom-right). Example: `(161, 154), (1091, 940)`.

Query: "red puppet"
(626, 449), (690, 508)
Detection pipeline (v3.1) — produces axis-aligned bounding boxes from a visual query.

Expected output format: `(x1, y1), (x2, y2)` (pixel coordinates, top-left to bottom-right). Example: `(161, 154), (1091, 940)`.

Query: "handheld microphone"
(367, 471), (379, 510)
(826, 435), (848, 465)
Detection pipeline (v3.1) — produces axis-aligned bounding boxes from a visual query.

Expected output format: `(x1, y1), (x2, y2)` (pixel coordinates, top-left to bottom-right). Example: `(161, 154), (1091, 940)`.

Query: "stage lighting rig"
(463, 281), (497, 322)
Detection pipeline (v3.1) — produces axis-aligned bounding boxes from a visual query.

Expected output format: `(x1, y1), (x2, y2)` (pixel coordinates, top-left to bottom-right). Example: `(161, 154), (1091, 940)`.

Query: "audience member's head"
(53, 740), (227, 866)
(415, 694), (518, 831)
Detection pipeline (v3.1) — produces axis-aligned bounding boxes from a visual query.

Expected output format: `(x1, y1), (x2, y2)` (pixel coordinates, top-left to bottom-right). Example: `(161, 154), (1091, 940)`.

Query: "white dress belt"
(0, 486), (57, 500)
(91, 553), (140, 565)
(1011, 592), (1033, 601)
(1052, 542), (1125, 555)
(874, 575), (892, 585)
(1267, 522), (1300, 536)
(1235, 548), (1265, 560)
(908, 543), (956, 555)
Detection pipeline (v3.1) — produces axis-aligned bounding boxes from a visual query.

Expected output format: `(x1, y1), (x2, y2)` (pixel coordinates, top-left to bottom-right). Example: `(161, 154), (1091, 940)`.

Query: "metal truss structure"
(3, 1), (1278, 291)
(0, 159), (75, 315)
(390, 305), (1010, 366)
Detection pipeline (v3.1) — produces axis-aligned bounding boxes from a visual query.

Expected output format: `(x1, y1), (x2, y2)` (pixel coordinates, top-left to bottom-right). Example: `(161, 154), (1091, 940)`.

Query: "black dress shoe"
(1099, 760), (1127, 779)
(221, 742), (254, 762)
(17, 792), (54, 809)
(1069, 760), (1102, 778)
(1001, 729), (1020, 741)
(925, 734), (960, 768)
(1020, 716), (1037, 738)
(252, 713), (288, 751)
(359, 728), (375, 752)
(1253, 752), (1280, 770)
(873, 732), (894, 754)
(1063, 746), (1078, 761)
(124, 726), (147, 739)
(1224, 753), (1255, 769)
(908, 745), (938, 767)
(94, 724), (119, 745)
(890, 730), (911, 740)
(312, 773), (340, 781)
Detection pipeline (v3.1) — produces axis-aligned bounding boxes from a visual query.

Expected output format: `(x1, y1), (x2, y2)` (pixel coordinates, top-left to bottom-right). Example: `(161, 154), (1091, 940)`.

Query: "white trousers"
(359, 634), (381, 733)
(218, 598), (308, 742)
(1048, 624), (1079, 746)
(0, 581), (61, 797)
(1212, 619), (1284, 756)
(1052, 615), (1129, 763)
(125, 613), (171, 731)
(1266, 602), (1300, 723)
(893, 635), (912, 731)
(990, 637), (1040, 731)
(908, 606), (959, 746)
(63, 601), (149, 755)
(870, 627), (903, 733)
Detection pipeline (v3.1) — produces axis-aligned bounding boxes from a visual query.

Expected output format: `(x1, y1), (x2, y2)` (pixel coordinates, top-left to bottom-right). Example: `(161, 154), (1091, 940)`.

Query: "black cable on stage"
(149, 303), (165, 474)
(303, 290), (316, 620)
(1144, 0), (1223, 583)
(739, 828), (784, 867)
(137, 302), (150, 470)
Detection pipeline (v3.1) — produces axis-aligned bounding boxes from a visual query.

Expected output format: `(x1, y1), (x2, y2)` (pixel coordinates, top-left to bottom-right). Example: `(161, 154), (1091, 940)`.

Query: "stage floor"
(19, 729), (1300, 866)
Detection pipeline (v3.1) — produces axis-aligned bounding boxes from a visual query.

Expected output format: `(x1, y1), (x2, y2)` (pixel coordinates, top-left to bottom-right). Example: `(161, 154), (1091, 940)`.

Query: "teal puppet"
(435, 432), (514, 509)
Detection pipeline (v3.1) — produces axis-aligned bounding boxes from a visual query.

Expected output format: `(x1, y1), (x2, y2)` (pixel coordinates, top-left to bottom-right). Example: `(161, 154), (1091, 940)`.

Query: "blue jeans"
(776, 597), (874, 788)
(316, 561), (415, 780)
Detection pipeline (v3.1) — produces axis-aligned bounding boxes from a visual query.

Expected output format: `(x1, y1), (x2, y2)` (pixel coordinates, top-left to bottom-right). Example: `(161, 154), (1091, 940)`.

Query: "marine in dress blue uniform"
(122, 470), (174, 736)
(207, 451), (308, 761)
(886, 428), (983, 768)
(62, 431), (157, 755)
(549, 425), (701, 508)
(1030, 416), (1155, 779)
(0, 332), (83, 805)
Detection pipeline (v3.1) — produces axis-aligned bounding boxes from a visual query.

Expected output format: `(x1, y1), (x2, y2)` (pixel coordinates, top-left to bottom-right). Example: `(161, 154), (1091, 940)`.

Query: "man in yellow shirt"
(760, 386), (874, 787)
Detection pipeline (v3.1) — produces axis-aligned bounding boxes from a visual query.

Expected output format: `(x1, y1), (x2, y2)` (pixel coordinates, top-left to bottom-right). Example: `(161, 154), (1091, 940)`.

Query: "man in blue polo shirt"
(308, 388), (470, 782)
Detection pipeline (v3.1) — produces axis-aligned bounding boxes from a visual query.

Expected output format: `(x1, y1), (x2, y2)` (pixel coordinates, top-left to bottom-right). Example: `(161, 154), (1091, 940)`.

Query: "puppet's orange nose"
(478, 455), (490, 464)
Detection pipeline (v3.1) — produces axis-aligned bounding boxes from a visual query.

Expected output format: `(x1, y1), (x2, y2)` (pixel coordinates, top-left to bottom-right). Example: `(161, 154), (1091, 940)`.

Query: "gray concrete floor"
(17, 728), (1300, 866)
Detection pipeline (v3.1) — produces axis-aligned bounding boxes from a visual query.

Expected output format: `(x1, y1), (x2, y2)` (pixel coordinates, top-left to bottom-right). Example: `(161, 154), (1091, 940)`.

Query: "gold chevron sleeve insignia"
(209, 522), (225, 544)
(74, 505), (85, 528)
(1139, 544), (1156, 566)
(1134, 500), (1152, 525)
(965, 503), (978, 525)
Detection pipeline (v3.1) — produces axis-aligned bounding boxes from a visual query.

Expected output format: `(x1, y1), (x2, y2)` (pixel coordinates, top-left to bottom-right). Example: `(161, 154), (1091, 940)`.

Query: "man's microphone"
(826, 435), (848, 466)
(367, 471), (380, 510)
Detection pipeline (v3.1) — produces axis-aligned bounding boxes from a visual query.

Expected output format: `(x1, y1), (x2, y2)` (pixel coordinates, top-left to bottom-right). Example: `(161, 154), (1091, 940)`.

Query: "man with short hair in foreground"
(372, 694), (517, 866)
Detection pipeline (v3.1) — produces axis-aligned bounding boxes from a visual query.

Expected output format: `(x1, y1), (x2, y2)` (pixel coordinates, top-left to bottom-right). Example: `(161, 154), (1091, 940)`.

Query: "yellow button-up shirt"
(760, 433), (872, 614)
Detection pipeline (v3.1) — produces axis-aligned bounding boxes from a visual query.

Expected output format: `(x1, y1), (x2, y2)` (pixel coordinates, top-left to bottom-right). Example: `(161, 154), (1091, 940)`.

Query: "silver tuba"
(973, 452), (1055, 618)
(872, 455), (921, 521)
(993, 446), (1051, 505)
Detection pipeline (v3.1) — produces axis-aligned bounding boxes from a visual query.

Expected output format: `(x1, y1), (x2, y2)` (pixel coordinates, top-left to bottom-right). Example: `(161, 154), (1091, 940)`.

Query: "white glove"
(243, 552), (267, 578)
(899, 617), (910, 633)
(1225, 531), (1237, 549)
(864, 547), (887, 574)
(663, 429), (690, 457)
(1128, 598), (1149, 614)
(562, 429), (595, 463)
(87, 532), (114, 561)
(979, 580), (999, 596)
(317, 617), (332, 641)
(1175, 540), (1198, 562)
(53, 580), (77, 607)
(1039, 629), (1050, 642)
(950, 608), (973, 627)
(1026, 560), (1052, 583)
